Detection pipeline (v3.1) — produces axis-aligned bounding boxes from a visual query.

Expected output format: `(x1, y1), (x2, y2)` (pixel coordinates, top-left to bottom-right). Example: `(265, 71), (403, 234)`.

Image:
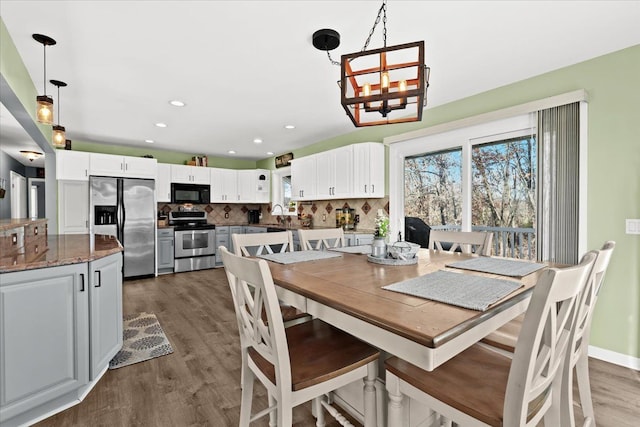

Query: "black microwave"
(171, 183), (210, 204)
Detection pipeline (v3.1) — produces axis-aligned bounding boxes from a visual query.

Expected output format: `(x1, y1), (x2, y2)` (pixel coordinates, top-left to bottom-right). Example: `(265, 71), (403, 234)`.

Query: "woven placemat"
(329, 245), (372, 254)
(257, 250), (343, 264)
(447, 257), (545, 277)
(382, 270), (522, 311)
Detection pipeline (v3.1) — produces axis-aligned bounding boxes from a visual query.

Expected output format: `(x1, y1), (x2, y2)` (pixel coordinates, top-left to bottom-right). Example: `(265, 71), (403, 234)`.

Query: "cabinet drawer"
(157, 229), (174, 238)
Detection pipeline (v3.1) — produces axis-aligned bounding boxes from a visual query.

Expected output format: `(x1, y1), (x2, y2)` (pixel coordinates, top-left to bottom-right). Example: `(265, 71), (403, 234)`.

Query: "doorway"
(10, 170), (26, 219)
(27, 177), (46, 218)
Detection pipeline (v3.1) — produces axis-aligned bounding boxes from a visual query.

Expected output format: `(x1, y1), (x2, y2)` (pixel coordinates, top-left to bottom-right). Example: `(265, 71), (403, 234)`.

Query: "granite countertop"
(0, 234), (123, 273)
(0, 218), (48, 232)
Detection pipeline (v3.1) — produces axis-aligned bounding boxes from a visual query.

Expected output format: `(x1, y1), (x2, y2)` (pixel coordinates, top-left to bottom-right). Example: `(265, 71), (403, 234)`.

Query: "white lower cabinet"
(157, 228), (174, 274)
(0, 263), (89, 425)
(0, 253), (123, 427)
(58, 180), (89, 234)
(346, 233), (375, 246)
(88, 253), (123, 380)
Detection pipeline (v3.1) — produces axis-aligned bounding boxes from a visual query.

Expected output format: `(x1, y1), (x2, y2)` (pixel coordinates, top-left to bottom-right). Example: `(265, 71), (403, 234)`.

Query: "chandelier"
(313, 0), (430, 127)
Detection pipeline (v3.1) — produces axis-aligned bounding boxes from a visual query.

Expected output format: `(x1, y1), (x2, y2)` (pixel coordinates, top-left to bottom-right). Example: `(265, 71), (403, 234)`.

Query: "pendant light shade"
(20, 150), (44, 162)
(52, 125), (66, 147)
(50, 79), (67, 148)
(36, 95), (54, 124)
(32, 34), (56, 125)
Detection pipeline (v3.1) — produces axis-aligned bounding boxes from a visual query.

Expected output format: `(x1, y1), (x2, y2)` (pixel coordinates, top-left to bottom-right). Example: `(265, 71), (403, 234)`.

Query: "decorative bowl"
(387, 241), (420, 260)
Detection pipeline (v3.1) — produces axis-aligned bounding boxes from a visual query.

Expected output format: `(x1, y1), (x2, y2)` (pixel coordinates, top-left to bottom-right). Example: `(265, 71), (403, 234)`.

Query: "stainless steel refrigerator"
(90, 176), (155, 278)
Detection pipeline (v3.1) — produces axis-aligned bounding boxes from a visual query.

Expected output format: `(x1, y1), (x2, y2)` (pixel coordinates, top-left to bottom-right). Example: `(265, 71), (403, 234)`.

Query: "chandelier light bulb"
(363, 83), (371, 97)
(381, 72), (390, 90)
(399, 80), (407, 92)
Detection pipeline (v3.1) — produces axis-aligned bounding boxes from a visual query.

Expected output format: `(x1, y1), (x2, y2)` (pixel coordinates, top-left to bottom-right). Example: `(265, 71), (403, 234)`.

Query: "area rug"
(109, 312), (174, 369)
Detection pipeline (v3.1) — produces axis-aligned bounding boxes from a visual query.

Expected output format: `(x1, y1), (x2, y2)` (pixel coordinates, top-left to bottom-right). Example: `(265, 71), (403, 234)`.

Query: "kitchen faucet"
(271, 204), (287, 227)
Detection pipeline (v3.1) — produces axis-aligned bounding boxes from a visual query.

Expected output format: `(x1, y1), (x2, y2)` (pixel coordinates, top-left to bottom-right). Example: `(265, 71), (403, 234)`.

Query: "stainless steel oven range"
(169, 210), (216, 272)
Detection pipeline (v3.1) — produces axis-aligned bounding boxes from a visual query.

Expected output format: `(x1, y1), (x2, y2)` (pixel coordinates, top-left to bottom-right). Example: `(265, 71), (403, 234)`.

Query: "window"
(271, 167), (296, 215)
(391, 114), (538, 259)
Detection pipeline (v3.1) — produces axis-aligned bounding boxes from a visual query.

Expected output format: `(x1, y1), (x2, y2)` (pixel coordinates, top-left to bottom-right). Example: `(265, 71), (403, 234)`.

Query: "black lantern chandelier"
(313, 0), (430, 127)
(33, 34), (57, 125)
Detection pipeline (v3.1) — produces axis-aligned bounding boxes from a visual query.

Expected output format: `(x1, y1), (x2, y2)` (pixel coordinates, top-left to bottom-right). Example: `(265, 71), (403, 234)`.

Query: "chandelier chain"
(327, 50), (341, 66)
(362, 0), (387, 51)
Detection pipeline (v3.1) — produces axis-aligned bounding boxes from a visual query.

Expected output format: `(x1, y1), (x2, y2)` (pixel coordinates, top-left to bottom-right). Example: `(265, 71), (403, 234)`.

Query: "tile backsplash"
(158, 197), (389, 231)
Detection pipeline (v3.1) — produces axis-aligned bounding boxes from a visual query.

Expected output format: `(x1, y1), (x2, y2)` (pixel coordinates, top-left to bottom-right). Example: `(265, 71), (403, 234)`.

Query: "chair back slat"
(428, 230), (493, 256)
(233, 231), (295, 257)
(504, 251), (597, 426)
(298, 228), (346, 251)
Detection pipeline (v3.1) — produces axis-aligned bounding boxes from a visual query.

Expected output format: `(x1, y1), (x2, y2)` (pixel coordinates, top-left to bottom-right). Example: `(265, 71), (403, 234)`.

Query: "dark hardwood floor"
(35, 268), (639, 426)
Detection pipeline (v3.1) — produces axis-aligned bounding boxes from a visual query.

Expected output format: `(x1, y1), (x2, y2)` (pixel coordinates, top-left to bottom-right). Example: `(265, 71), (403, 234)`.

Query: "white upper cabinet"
(156, 163), (171, 202)
(291, 155), (317, 201)
(316, 145), (353, 199)
(210, 168), (270, 203)
(210, 168), (237, 202)
(56, 150), (90, 181)
(352, 142), (384, 198)
(170, 164), (210, 184)
(89, 153), (157, 179)
(291, 143), (383, 200)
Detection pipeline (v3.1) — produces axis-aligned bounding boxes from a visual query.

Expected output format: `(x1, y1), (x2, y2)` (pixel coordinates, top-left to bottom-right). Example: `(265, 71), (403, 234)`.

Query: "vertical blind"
(537, 102), (580, 264)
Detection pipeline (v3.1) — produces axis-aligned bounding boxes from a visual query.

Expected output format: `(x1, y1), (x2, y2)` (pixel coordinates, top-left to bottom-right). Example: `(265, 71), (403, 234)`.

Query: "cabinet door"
(58, 181), (89, 234)
(210, 168), (224, 202)
(90, 153), (127, 177)
(0, 263), (89, 421)
(222, 169), (238, 202)
(56, 150), (90, 181)
(158, 230), (174, 270)
(89, 253), (123, 380)
(332, 145), (354, 198)
(156, 163), (172, 202)
(315, 151), (333, 199)
(237, 170), (255, 203)
(191, 166), (210, 185)
(354, 234), (374, 245)
(170, 164), (193, 184)
(124, 156), (157, 179)
(353, 143), (384, 198)
(291, 156), (316, 200)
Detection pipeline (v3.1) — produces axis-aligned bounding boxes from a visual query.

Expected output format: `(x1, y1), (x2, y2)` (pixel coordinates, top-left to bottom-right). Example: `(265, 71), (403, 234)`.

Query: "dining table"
(263, 248), (548, 373)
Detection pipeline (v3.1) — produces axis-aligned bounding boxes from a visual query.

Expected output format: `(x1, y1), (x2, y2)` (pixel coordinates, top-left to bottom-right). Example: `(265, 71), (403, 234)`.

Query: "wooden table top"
(267, 249), (546, 349)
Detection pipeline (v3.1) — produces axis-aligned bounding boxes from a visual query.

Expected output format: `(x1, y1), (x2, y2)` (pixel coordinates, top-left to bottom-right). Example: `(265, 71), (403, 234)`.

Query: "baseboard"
(588, 345), (640, 370)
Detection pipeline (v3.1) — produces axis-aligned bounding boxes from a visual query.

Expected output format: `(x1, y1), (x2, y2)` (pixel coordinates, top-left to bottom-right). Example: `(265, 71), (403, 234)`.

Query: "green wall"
(258, 45), (640, 360)
(2, 14), (638, 360)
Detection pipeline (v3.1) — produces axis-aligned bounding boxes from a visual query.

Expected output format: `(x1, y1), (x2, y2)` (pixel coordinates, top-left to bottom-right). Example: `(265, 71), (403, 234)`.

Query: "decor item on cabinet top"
(312, 0), (430, 127)
(189, 156), (208, 167)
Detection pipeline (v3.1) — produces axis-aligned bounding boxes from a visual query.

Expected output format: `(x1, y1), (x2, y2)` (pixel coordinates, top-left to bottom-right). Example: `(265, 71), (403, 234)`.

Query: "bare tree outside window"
(404, 136), (537, 259)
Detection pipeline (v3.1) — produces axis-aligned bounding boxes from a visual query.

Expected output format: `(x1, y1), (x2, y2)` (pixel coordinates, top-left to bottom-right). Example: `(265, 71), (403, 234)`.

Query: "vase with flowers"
(372, 210), (389, 258)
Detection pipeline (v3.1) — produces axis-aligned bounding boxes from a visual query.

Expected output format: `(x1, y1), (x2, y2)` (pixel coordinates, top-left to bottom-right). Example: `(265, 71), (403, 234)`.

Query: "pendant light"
(32, 34), (57, 125)
(313, 0), (430, 127)
(50, 79), (67, 148)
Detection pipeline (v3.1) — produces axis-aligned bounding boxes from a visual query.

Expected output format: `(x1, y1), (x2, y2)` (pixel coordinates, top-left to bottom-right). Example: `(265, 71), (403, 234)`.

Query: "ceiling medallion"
(313, 0), (430, 127)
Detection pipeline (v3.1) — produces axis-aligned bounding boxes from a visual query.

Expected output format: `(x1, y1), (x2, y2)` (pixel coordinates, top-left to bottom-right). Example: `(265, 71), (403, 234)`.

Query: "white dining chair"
(428, 230), (493, 256)
(220, 247), (379, 426)
(298, 227), (346, 250)
(232, 230), (295, 257)
(385, 251), (597, 427)
(481, 241), (615, 427)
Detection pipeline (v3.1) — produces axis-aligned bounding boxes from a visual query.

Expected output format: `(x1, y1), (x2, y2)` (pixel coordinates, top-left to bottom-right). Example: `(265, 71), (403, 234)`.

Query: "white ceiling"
(1, 1), (639, 162)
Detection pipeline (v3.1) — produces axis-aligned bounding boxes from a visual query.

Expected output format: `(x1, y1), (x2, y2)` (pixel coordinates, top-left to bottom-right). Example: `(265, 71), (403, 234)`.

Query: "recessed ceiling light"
(145, 139), (154, 143)
(253, 138), (263, 144)
(266, 151), (274, 155)
(155, 122), (167, 128)
(228, 150), (236, 154)
(169, 100), (185, 107)
(284, 124), (295, 129)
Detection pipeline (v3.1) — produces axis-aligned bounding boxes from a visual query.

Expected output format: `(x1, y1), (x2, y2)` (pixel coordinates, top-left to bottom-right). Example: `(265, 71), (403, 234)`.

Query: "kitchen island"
(0, 233), (124, 427)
